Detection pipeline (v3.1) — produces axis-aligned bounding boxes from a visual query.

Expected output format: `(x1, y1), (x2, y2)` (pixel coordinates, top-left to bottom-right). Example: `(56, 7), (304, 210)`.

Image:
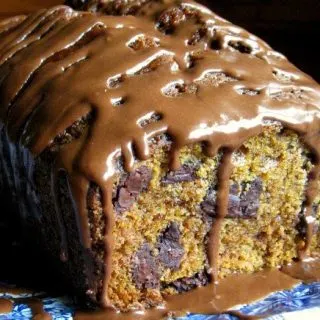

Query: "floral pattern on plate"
(1, 282), (320, 319)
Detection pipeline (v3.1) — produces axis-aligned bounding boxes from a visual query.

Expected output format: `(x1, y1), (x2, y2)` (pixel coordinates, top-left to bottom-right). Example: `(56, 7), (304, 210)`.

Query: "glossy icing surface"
(0, 0), (61, 18)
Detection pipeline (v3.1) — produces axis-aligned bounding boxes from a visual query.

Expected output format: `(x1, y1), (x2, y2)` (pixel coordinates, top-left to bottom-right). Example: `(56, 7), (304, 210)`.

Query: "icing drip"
(1, 258), (319, 320)
(75, 259), (320, 319)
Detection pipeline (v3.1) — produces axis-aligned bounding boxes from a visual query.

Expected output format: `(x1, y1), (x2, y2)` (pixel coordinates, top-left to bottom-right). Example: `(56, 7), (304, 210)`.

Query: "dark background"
(199, 0), (320, 82)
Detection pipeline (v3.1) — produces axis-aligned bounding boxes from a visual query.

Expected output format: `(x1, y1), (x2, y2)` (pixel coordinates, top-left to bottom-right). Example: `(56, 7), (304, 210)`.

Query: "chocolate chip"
(227, 193), (242, 217)
(228, 41), (253, 54)
(168, 270), (209, 293)
(117, 187), (135, 210)
(229, 183), (239, 195)
(132, 244), (160, 290)
(114, 166), (152, 213)
(125, 166), (151, 194)
(161, 164), (197, 185)
(157, 7), (185, 34)
(200, 178), (263, 219)
(188, 27), (207, 46)
(236, 178), (263, 218)
(200, 189), (217, 217)
(158, 222), (184, 270)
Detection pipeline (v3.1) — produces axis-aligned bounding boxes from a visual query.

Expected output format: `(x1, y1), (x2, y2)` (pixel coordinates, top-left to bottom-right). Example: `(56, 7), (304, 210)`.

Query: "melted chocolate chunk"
(114, 166), (152, 213)
(168, 270), (209, 293)
(125, 166), (152, 195)
(132, 222), (184, 289)
(201, 178), (263, 219)
(237, 178), (263, 218)
(161, 164), (197, 185)
(157, 7), (185, 33)
(200, 189), (217, 217)
(132, 243), (160, 290)
(228, 41), (253, 54)
(188, 26), (208, 46)
(158, 222), (184, 270)
(227, 178), (263, 218)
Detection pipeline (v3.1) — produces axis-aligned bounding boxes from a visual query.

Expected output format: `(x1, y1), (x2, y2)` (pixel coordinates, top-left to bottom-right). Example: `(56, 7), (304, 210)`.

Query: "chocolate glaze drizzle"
(19, 298), (51, 320)
(74, 259), (320, 319)
(2, 259), (319, 320)
(0, 297), (13, 314)
(0, 0), (320, 318)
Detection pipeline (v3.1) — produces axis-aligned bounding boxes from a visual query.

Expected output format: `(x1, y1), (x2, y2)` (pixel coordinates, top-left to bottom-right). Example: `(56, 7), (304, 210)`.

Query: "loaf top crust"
(0, 1), (319, 184)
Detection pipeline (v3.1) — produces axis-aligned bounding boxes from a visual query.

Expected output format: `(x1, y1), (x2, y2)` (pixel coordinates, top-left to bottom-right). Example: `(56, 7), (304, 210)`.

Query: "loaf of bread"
(1, 1), (320, 314)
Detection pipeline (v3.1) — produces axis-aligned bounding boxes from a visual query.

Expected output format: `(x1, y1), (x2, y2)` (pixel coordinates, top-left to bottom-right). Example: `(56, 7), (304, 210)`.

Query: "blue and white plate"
(1, 282), (320, 319)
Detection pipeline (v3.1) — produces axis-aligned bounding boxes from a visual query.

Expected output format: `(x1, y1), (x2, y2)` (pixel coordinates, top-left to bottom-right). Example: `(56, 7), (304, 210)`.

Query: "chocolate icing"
(1, 258), (319, 319)
(0, 285), (51, 319)
(0, 0), (320, 318)
(18, 298), (51, 320)
(75, 260), (320, 319)
(0, 0), (61, 18)
(0, 298), (13, 314)
(281, 258), (320, 283)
